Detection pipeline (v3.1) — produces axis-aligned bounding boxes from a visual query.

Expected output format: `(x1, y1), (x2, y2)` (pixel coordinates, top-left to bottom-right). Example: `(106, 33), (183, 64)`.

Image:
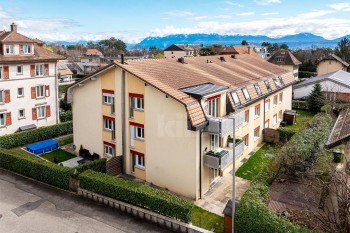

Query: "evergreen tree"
(241, 40), (248, 46)
(306, 83), (325, 112)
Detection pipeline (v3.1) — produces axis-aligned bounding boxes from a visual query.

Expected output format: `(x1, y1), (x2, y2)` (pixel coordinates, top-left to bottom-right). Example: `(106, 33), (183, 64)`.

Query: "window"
(18, 109), (25, 119)
(135, 154), (145, 168)
(136, 127), (144, 139)
(244, 110), (249, 124)
(134, 97), (144, 110)
(130, 95), (144, 118)
(242, 87), (251, 100)
(254, 84), (262, 96)
(273, 78), (282, 88)
(265, 120), (269, 128)
(18, 88), (24, 97)
(254, 105), (260, 117)
(23, 45), (32, 54)
(207, 97), (219, 117)
(278, 76), (285, 85)
(279, 110), (283, 121)
(265, 100), (270, 112)
(103, 93), (114, 105)
(17, 65), (23, 74)
(254, 127), (260, 140)
(37, 106), (46, 119)
(276, 57), (284, 62)
(0, 90), (3, 104)
(104, 118), (114, 131)
(279, 92), (283, 103)
(36, 64), (44, 76)
(104, 144), (115, 157)
(273, 95), (278, 107)
(243, 134), (249, 148)
(210, 134), (220, 151)
(36, 85), (44, 98)
(264, 80), (272, 92)
(273, 114), (277, 126)
(0, 67), (2, 79)
(231, 92), (241, 105)
(5, 45), (14, 54)
(0, 113), (5, 126)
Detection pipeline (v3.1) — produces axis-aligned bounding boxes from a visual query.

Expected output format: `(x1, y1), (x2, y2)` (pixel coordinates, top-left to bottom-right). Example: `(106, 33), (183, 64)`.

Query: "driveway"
(0, 169), (171, 233)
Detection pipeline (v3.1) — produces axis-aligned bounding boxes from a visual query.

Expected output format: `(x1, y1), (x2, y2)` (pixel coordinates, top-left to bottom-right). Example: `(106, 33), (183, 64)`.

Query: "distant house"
(268, 49), (301, 80)
(57, 60), (73, 83)
(317, 54), (349, 76)
(293, 70), (350, 102)
(73, 48), (108, 74)
(220, 46), (269, 59)
(164, 44), (203, 58)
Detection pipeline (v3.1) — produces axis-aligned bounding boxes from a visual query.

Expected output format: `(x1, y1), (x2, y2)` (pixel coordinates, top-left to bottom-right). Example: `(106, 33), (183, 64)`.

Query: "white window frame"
(36, 64), (44, 76)
(5, 44), (14, 54)
(23, 44), (32, 54)
(36, 85), (45, 98)
(104, 145), (115, 158)
(0, 112), (5, 126)
(210, 134), (220, 151)
(136, 126), (144, 140)
(242, 87), (251, 100)
(254, 127), (260, 141)
(231, 92), (241, 105)
(265, 100), (270, 112)
(244, 110), (249, 125)
(18, 87), (24, 98)
(104, 118), (114, 131)
(254, 105), (260, 118)
(103, 93), (114, 105)
(278, 111), (283, 121)
(273, 114), (277, 126)
(273, 96), (278, 107)
(134, 97), (144, 110)
(207, 98), (219, 117)
(135, 154), (145, 169)
(18, 109), (25, 119)
(254, 84), (262, 96)
(0, 67), (3, 80)
(279, 93), (283, 103)
(264, 80), (272, 92)
(0, 90), (4, 104)
(37, 106), (46, 119)
(17, 65), (23, 75)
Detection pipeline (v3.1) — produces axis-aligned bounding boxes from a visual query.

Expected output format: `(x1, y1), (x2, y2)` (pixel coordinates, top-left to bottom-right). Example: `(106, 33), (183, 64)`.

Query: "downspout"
(121, 55), (127, 173)
(263, 97), (266, 129)
(55, 63), (59, 124)
(199, 129), (203, 199)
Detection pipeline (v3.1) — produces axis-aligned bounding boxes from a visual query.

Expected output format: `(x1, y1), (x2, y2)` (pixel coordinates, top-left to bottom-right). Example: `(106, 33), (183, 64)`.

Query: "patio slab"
(60, 157), (83, 168)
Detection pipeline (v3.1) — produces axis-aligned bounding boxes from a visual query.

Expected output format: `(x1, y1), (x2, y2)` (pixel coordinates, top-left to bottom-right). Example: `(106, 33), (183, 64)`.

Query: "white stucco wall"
(293, 80), (350, 99)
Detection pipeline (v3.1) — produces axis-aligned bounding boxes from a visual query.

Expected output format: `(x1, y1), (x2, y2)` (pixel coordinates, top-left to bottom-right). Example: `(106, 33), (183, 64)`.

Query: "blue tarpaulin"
(26, 139), (59, 155)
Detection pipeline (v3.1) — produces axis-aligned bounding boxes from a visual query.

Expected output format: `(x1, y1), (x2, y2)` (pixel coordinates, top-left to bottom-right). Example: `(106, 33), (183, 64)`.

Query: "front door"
(209, 168), (220, 184)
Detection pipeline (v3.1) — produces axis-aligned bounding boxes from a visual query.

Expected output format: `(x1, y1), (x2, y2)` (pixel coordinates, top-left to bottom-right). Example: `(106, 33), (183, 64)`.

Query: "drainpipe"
(55, 63), (59, 124)
(121, 55), (126, 173)
(263, 98), (266, 129)
(199, 129), (203, 199)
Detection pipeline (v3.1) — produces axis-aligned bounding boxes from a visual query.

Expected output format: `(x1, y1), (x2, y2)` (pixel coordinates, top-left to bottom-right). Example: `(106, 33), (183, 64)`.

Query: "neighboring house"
(74, 48), (108, 75)
(57, 60), (73, 83)
(0, 23), (63, 136)
(293, 70), (350, 102)
(66, 54), (295, 200)
(268, 49), (301, 80)
(164, 44), (203, 58)
(253, 46), (271, 59)
(317, 54), (349, 76)
(220, 46), (269, 59)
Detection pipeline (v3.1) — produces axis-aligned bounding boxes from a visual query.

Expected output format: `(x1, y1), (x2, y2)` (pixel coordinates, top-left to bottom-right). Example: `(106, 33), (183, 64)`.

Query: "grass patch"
(59, 136), (73, 146)
(41, 149), (76, 163)
(284, 110), (315, 131)
(192, 206), (224, 233)
(236, 144), (277, 180)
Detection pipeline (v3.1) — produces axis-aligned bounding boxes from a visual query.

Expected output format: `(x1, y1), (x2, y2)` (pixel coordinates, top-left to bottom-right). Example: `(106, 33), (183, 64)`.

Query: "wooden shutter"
(4, 90), (10, 103)
(44, 64), (49, 76)
(46, 105), (51, 118)
(6, 112), (12, 126)
(32, 108), (37, 120)
(45, 85), (50, 97)
(30, 64), (35, 77)
(3, 66), (9, 79)
(31, 87), (36, 99)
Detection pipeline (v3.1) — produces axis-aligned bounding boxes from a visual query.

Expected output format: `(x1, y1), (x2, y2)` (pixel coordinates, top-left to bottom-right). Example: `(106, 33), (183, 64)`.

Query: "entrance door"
(209, 168), (220, 184)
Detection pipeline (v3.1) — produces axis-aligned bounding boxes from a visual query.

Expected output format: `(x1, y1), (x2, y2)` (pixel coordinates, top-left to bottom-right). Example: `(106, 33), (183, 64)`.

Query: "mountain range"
(55, 33), (350, 50)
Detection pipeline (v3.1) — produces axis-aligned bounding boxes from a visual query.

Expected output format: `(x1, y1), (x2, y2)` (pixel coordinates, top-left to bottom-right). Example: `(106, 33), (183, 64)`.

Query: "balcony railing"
(206, 110), (245, 136)
(203, 140), (245, 170)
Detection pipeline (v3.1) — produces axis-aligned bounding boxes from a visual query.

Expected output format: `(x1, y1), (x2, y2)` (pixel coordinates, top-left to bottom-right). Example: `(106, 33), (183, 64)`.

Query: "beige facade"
(317, 60), (347, 76)
(164, 50), (195, 59)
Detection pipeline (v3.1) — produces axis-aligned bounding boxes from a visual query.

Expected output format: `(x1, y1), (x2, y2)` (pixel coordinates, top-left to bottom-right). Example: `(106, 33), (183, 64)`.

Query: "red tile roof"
(84, 49), (103, 56)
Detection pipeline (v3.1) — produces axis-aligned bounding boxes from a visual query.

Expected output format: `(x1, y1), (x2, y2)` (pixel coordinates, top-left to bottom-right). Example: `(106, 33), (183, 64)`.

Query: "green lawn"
(283, 110), (315, 131)
(59, 136), (73, 146)
(192, 206), (224, 233)
(40, 149), (76, 163)
(236, 143), (277, 181)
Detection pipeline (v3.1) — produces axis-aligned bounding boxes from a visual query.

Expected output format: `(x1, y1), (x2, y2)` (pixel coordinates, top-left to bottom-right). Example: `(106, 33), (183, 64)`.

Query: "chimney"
(10, 22), (17, 32)
(121, 54), (125, 64)
(247, 46), (252, 55)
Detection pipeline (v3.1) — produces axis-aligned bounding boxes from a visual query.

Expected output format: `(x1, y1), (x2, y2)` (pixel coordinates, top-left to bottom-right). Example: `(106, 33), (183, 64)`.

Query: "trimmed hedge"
(292, 100), (309, 110)
(235, 179), (310, 233)
(0, 149), (71, 189)
(0, 121), (73, 149)
(79, 170), (193, 223)
(71, 158), (107, 178)
(60, 111), (73, 122)
(277, 128), (298, 143)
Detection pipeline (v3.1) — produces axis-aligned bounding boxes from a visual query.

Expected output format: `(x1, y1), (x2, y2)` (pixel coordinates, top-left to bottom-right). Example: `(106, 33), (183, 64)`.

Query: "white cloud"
(261, 12), (279, 16)
(255, 0), (281, 5)
(329, 3), (350, 11)
(225, 1), (243, 7)
(237, 12), (255, 16)
(163, 10), (193, 17)
(298, 10), (334, 19)
(0, 7), (11, 19)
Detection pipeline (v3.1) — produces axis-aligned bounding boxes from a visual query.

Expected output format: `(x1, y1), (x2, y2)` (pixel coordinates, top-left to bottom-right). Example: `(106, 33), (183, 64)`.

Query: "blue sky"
(1, 0), (350, 43)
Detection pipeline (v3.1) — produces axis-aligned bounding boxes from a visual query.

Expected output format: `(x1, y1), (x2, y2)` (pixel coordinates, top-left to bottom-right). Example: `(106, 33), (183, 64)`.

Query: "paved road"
(0, 169), (172, 233)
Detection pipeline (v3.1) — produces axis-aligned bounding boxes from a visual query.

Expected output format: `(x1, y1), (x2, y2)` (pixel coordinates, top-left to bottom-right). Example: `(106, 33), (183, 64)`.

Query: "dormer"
(1, 23), (35, 56)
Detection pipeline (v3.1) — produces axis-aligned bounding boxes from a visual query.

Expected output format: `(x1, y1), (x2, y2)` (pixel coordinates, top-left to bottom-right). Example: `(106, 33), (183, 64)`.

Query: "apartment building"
(0, 23), (62, 135)
(268, 49), (301, 80)
(164, 44), (203, 58)
(67, 54), (295, 200)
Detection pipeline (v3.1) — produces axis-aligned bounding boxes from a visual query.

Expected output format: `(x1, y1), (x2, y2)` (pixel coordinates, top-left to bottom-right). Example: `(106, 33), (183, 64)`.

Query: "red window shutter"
(44, 64), (49, 76)
(31, 87), (36, 99)
(3, 66), (9, 79)
(6, 112), (12, 126)
(32, 108), (37, 120)
(46, 105), (51, 118)
(4, 90), (10, 103)
(45, 85), (50, 97)
(30, 64), (35, 77)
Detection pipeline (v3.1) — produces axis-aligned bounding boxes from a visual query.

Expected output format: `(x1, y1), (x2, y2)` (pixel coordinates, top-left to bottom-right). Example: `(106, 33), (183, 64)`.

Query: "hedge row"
(79, 170), (193, 223)
(235, 179), (310, 233)
(71, 158), (107, 178)
(277, 128), (298, 143)
(0, 149), (71, 189)
(0, 121), (73, 149)
(292, 100), (309, 110)
(60, 111), (73, 122)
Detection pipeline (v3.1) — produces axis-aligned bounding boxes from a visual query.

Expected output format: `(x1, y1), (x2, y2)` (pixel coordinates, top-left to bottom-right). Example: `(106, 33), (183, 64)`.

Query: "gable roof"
(84, 49), (103, 56)
(294, 70), (350, 89)
(0, 31), (35, 43)
(68, 54), (295, 128)
(57, 61), (73, 76)
(268, 49), (301, 66)
(326, 108), (350, 149)
(219, 46), (260, 58)
(319, 54), (349, 67)
(164, 44), (203, 52)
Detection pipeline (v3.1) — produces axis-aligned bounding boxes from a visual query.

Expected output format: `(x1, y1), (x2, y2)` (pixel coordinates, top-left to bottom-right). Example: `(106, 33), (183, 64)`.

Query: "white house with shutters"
(0, 23), (63, 136)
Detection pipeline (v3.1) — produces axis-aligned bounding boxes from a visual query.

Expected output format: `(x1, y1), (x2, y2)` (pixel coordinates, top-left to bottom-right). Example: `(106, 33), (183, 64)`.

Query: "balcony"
(203, 140), (245, 170)
(206, 111), (245, 136)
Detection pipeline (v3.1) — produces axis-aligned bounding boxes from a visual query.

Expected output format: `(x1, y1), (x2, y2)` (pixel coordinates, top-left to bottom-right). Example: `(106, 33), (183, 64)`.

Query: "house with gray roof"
(164, 44), (203, 58)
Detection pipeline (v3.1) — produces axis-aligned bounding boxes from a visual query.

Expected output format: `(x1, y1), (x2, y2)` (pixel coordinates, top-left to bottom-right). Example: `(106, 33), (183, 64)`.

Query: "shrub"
(79, 170), (193, 222)
(277, 128), (298, 143)
(60, 99), (71, 111)
(71, 159), (107, 178)
(292, 100), (309, 110)
(60, 111), (73, 122)
(333, 152), (343, 163)
(0, 149), (71, 189)
(0, 121), (73, 149)
(235, 180), (310, 233)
